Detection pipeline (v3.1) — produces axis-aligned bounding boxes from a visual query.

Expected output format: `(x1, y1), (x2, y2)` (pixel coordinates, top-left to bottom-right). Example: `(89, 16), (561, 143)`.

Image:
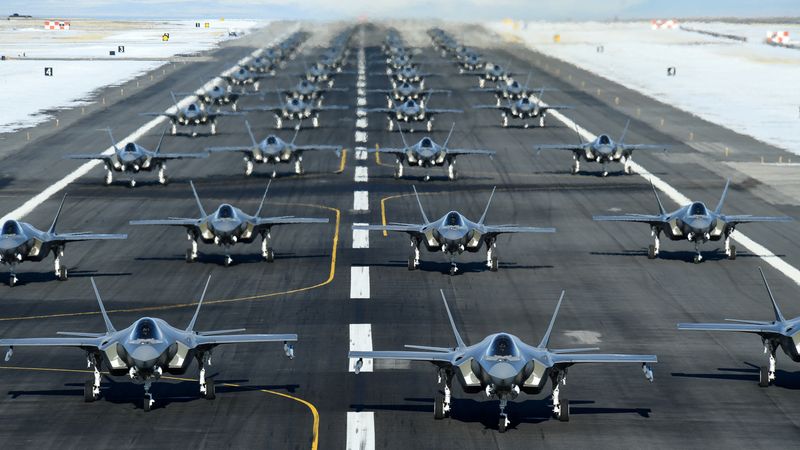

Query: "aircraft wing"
(542, 105), (573, 111)
(370, 147), (407, 155)
(65, 154), (112, 162)
(154, 152), (209, 160)
(241, 105), (283, 113)
(534, 144), (584, 152)
(349, 350), (456, 364)
(254, 217), (330, 227)
(352, 223), (425, 234)
(140, 112), (178, 120)
(426, 108), (464, 115)
(677, 322), (783, 335)
(194, 333), (298, 348)
(480, 225), (556, 235)
(445, 148), (495, 156)
(593, 214), (667, 225)
(472, 104), (508, 112)
(294, 145), (342, 152)
(49, 232), (127, 243)
(317, 105), (350, 111)
(0, 336), (103, 350)
(206, 146), (252, 153)
(550, 353), (657, 366)
(365, 107), (394, 113)
(129, 218), (200, 227)
(721, 215), (794, 225)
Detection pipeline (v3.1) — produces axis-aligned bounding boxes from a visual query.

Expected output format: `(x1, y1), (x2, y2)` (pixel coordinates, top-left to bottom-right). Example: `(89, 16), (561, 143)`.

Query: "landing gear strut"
(158, 163), (168, 185)
(447, 159), (457, 181)
(408, 238), (420, 270)
(648, 228), (660, 259)
(143, 380), (154, 412)
(571, 155), (580, 175)
(262, 231), (274, 262)
(186, 233), (198, 263)
(244, 157), (254, 176)
(551, 370), (569, 422)
(434, 369), (453, 420)
(486, 239), (498, 271)
(199, 353), (216, 400)
(104, 167), (114, 185)
(294, 156), (304, 175)
(725, 235), (736, 260)
(693, 241), (703, 264)
(84, 354), (101, 402)
(54, 247), (68, 281)
(760, 342), (777, 387)
(394, 159), (404, 179)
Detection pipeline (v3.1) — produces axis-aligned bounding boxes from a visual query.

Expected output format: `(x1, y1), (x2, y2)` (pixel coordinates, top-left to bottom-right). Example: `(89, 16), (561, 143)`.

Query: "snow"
(0, 19), (264, 133)
(487, 21), (800, 154)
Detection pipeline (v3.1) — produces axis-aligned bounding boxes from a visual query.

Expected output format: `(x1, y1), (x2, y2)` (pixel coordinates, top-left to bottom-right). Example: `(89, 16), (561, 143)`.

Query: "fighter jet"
(535, 121), (669, 176)
(593, 180), (792, 263)
(141, 92), (243, 135)
(472, 61), (514, 88)
(220, 66), (272, 91)
(206, 120), (341, 178)
(368, 81), (450, 108)
(175, 80), (243, 111)
(0, 194), (127, 286)
(353, 186), (555, 275)
(350, 290), (656, 431)
(373, 64), (438, 84)
(470, 73), (535, 106)
(299, 62), (353, 87)
(0, 276), (297, 411)
(367, 97), (463, 132)
(260, 78), (349, 106)
(242, 95), (349, 129)
(67, 127), (208, 187)
(456, 52), (485, 73)
(130, 181), (329, 266)
(372, 122), (494, 180)
(473, 89), (571, 128)
(245, 55), (277, 75)
(678, 267), (800, 388)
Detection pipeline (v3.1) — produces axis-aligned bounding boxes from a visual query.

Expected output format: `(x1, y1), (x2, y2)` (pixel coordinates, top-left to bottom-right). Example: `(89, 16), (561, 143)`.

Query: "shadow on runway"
(367, 260), (553, 275)
(590, 248), (768, 263)
(135, 252), (328, 266)
(351, 396), (651, 431)
(4, 268), (131, 286)
(369, 173), (496, 183)
(671, 363), (800, 389)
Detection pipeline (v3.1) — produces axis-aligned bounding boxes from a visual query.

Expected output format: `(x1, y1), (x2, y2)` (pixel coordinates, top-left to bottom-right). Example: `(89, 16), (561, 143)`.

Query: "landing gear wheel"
(143, 397), (152, 412)
(648, 245), (657, 259)
(434, 390), (445, 420)
(449, 266), (457, 276)
(426, 120), (433, 132)
(558, 398), (570, 422)
(571, 166), (578, 175)
(186, 250), (196, 263)
(224, 255), (233, 267)
(9, 275), (17, 287)
(693, 255), (702, 264)
(759, 366), (770, 387)
(489, 256), (499, 271)
(265, 247), (275, 263)
(728, 245), (737, 260)
(498, 415), (508, 433)
(84, 380), (96, 403)
(205, 379), (216, 400)
(408, 255), (416, 271)
(57, 266), (68, 281)
(129, 179), (136, 188)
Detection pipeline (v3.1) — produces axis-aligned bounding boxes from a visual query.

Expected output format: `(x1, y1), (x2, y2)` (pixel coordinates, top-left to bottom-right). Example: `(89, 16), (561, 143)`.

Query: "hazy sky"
(4, 0), (798, 21)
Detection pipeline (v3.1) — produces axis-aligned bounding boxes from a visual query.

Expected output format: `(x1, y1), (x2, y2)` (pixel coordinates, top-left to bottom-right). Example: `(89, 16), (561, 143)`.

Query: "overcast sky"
(4, 0), (798, 21)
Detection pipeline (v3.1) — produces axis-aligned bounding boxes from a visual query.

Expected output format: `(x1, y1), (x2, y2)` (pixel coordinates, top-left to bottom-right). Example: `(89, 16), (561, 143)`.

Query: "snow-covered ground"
(0, 19), (263, 132)
(487, 21), (800, 154)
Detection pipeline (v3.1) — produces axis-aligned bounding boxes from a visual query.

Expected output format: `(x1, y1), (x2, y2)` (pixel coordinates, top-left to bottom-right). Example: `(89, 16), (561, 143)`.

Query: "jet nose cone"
(213, 221), (239, 234)
(439, 227), (466, 241)
(129, 345), (160, 365)
(687, 217), (712, 231)
(488, 362), (517, 385)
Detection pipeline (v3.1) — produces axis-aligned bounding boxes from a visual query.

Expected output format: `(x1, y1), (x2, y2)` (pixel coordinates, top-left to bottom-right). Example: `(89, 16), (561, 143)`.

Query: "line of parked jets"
(0, 26), (796, 435)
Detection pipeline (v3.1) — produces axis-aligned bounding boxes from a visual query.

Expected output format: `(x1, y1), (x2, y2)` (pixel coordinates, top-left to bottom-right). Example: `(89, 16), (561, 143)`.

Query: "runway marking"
(350, 266), (370, 299)
(348, 323), (373, 371)
(0, 365), (320, 450)
(357, 98), (367, 107)
(356, 108), (367, 117)
(0, 30), (297, 224)
(355, 131), (368, 143)
(354, 166), (368, 183)
(354, 146), (368, 160)
(356, 81), (366, 89)
(355, 118), (368, 129)
(346, 411), (375, 450)
(353, 191), (369, 211)
(0, 204), (341, 322)
(352, 223), (369, 249)
(335, 149), (348, 174)
(542, 104), (800, 287)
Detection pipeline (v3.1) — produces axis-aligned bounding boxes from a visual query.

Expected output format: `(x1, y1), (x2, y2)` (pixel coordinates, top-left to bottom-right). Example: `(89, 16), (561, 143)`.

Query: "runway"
(0, 21), (799, 449)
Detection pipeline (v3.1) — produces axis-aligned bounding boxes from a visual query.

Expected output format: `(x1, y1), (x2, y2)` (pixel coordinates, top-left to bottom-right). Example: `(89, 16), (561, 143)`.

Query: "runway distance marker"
(0, 204), (340, 322)
(0, 365), (320, 450)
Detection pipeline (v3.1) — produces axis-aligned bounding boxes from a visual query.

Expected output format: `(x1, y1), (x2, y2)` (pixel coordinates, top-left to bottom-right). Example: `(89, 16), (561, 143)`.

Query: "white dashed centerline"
(350, 266), (370, 299)
(354, 146), (368, 160)
(346, 411), (375, 450)
(348, 323), (373, 371)
(352, 223), (370, 249)
(353, 191), (369, 210)
(355, 166), (369, 183)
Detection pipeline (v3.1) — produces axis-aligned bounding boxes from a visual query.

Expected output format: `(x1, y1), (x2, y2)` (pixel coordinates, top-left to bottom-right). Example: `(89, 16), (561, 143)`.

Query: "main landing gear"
(724, 235), (736, 260)
(551, 370), (569, 422)
(262, 231), (275, 263)
(571, 155), (580, 175)
(186, 233), (199, 263)
(434, 369), (453, 420)
(244, 157), (254, 176)
(486, 240), (499, 271)
(394, 159), (404, 179)
(294, 156), (304, 175)
(648, 228), (660, 259)
(158, 163), (168, 185)
(759, 342), (777, 387)
(199, 353), (216, 400)
(54, 247), (68, 281)
(447, 160), (457, 181)
(408, 239), (420, 270)
(84, 355), (101, 403)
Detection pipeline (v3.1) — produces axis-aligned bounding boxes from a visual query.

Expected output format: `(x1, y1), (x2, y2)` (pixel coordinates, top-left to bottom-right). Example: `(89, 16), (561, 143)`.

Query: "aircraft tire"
(647, 245), (657, 259)
(490, 256), (498, 272)
(266, 248), (275, 263)
(433, 389), (445, 420)
(58, 267), (68, 281)
(143, 398), (152, 412)
(84, 380), (95, 402)
(729, 245), (736, 260)
(205, 379), (216, 400)
(759, 366), (770, 387)
(558, 398), (570, 422)
(498, 416), (507, 433)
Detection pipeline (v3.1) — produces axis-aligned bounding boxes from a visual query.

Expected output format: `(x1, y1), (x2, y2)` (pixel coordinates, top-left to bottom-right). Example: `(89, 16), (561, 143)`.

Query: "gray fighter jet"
(242, 95), (349, 129)
(679, 267), (800, 388)
(206, 120), (341, 178)
(473, 89), (571, 128)
(367, 97), (463, 132)
(260, 78), (349, 106)
(130, 181), (329, 266)
(371, 122), (494, 180)
(368, 81), (450, 108)
(141, 92), (243, 135)
(350, 290), (656, 431)
(0, 276), (297, 411)
(593, 180), (792, 263)
(0, 195), (126, 286)
(470, 73), (536, 106)
(67, 127), (208, 187)
(535, 121), (669, 176)
(353, 186), (554, 275)
(298, 62), (353, 87)
(175, 81), (242, 111)
(373, 64), (438, 84)
(472, 61), (514, 88)
(220, 66), (272, 91)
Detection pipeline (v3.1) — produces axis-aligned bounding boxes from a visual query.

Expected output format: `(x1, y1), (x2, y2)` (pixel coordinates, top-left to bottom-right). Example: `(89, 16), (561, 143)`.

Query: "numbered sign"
(44, 67), (53, 76)
(118, 45), (125, 53)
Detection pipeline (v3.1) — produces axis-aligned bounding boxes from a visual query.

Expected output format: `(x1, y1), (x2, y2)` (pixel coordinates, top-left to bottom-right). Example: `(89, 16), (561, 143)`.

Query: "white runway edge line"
(0, 26), (300, 223)
(539, 100), (800, 287)
(354, 166), (369, 183)
(348, 323), (373, 371)
(346, 411), (375, 450)
(354, 191), (369, 211)
(350, 265), (370, 299)
(352, 223), (370, 249)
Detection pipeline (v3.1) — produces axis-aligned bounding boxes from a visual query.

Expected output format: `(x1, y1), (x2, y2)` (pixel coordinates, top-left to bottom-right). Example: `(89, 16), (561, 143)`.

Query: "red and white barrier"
(651, 19), (678, 30)
(766, 31), (790, 44)
(43, 21), (70, 30)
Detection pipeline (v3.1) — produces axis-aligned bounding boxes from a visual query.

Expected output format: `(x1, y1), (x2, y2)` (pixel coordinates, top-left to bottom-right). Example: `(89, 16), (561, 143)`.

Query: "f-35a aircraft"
(372, 122), (494, 180)
(0, 195), (126, 286)
(261, 78), (349, 106)
(368, 82), (451, 108)
(67, 127), (208, 187)
(353, 186), (554, 275)
(0, 277), (297, 411)
(593, 180), (792, 263)
(175, 81), (242, 111)
(220, 66), (272, 91)
(471, 73), (535, 106)
(242, 95), (349, 129)
(207, 120), (341, 178)
(535, 121), (669, 176)
(141, 92), (243, 135)
(130, 181), (329, 266)
(679, 267), (800, 388)
(474, 89), (571, 128)
(472, 61), (514, 88)
(367, 97), (463, 132)
(350, 290), (656, 431)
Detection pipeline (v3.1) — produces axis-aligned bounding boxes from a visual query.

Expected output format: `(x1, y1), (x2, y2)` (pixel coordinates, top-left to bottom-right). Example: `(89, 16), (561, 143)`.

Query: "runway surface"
(0, 21), (799, 449)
